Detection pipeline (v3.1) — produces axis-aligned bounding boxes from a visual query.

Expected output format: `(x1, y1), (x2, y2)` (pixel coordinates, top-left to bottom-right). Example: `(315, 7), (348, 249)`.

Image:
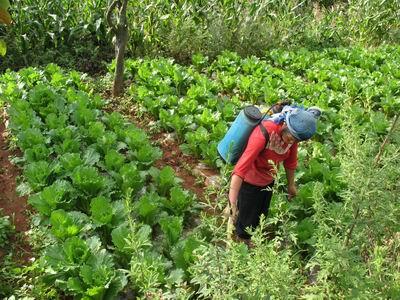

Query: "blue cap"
(285, 108), (318, 141)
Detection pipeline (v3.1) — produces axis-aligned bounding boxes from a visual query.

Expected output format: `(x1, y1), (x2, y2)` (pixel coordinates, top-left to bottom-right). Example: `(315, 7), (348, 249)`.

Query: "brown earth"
(152, 131), (207, 198)
(0, 112), (32, 263)
(105, 99), (221, 204)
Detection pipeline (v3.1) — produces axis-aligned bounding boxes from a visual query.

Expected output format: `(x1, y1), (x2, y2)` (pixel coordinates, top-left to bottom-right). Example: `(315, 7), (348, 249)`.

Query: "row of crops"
(0, 44), (399, 298)
(120, 45), (398, 167)
(0, 66), (213, 298)
(117, 45), (399, 222)
(117, 45), (398, 297)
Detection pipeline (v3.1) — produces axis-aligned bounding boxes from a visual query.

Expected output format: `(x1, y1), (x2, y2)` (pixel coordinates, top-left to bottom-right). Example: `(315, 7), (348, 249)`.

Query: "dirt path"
(0, 112), (32, 263)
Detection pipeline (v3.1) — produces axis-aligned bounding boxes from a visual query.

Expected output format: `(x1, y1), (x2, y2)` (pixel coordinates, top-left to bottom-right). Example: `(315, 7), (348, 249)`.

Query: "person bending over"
(229, 107), (320, 241)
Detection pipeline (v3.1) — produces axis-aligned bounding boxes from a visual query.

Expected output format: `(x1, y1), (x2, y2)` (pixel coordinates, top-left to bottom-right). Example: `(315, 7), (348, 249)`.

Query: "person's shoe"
(233, 235), (255, 249)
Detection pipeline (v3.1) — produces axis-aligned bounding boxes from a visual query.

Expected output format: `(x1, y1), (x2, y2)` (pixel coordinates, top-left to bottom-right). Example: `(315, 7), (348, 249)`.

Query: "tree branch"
(106, 0), (119, 34)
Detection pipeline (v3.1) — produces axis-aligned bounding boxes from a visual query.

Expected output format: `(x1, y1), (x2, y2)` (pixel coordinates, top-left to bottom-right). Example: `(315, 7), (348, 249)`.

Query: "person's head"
(282, 108), (320, 142)
(281, 125), (300, 144)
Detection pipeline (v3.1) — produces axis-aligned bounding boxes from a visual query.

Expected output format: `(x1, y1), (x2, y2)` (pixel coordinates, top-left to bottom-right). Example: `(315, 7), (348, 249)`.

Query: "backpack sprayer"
(217, 101), (290, 165)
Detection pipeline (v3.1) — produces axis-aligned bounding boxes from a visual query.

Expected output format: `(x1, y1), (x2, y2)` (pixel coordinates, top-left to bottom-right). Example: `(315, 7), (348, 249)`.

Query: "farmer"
(228, 107), (320, 242)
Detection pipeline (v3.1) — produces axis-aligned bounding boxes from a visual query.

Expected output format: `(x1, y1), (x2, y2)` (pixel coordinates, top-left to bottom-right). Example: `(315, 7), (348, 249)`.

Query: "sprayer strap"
(259, 123), (270, 149)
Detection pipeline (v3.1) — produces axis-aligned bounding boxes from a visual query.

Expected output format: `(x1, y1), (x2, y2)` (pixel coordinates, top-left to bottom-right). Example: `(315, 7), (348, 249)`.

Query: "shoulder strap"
(258, 123), (270, 149)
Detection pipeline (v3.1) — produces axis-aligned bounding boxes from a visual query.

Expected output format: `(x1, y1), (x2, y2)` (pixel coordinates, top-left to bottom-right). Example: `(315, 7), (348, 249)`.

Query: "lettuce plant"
(159, 216), (183, 248)
(171, 235), (203, 275)
(162, 186), (194, 217)
(87, 121), (106, 143)
(118, 163), (143, 195)
(43, 236), (127, 299)
(50, 209), (83, 239)
(28, 180), (75, 216)
(17, 127), (46, 151)
(71, 166), (106, 197)
(134, 192), (163, 226)
(23, 160), (53, 192)
(24, 144), (52, 163)
(124, 127), (148, 152)
(133, 144), (162, 169)
(152, 166), (181, 197)
(90, 196), (113, 227)
(104, 150), (125, 171)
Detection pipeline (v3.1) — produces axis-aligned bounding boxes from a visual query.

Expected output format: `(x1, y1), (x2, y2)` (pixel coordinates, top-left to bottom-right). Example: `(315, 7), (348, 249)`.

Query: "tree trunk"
(107, 0), (129, 97)
(113, 21), (128, 97)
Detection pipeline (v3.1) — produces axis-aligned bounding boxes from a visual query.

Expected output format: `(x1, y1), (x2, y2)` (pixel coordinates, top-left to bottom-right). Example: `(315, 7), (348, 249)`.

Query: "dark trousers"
(235, 181), (274, 239)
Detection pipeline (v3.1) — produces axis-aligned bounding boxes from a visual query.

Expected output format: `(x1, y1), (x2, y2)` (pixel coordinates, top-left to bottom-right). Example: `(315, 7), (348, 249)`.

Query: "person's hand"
(268, 132), (291, 154)
(287, 184), (297, 201)
(230, 202), (238, 224)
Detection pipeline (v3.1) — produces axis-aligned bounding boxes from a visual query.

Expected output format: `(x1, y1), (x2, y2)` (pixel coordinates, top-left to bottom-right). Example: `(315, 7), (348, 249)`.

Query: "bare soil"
(0, 113), (32, 263)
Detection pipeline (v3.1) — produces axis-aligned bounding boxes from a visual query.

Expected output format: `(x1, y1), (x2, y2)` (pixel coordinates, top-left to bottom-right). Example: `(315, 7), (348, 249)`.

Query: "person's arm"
(229, 174), (243, 206)
(284, 143), (298, 200)
(285, 167), (297, 200)
(228, 174), (243, 221)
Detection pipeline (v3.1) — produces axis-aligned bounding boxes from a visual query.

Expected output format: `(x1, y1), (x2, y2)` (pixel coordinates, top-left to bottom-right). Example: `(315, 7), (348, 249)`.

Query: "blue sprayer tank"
(217, 106), (263, 164)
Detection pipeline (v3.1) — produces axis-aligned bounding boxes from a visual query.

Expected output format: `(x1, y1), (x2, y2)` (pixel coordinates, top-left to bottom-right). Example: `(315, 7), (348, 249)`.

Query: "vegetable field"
(0, 1), (399, 299)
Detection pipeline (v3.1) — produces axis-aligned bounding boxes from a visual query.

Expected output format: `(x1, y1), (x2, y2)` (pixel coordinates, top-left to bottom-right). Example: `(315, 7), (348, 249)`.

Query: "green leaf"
(67, 277), (84, 293)
(0, 0), (10, 10)
(104, 150), (125, 171)
(163, 186), (194, 216)
(64, 237), (90, 265)
(24, 144), (51, 163)
(171, 235), (202, 273)
(0, 39), (6, 56)
(96, 131), (117, 154)
(88, 121), (105, 142)
(71, 166), (105, 196)
(166, 268), (185, 286)
(17, 128), (46, 151)
(295, 217), (316, 244)
(23, 161), (52, 192)
(90, 196), (113, 226)
(119, 163), (143, 194)
(111, 223), (130, 251)
(159, 216), (183, 247)
(59, 153), (83, 173)
(50, 209), (82, 239)
(124, 127), (148, 151)
(83, 148), (100, 166)
(28, 180), (73, 216)
(155, 166), (177, 196)
(134, 144), (162, 168)
(134, 192), (162, 226)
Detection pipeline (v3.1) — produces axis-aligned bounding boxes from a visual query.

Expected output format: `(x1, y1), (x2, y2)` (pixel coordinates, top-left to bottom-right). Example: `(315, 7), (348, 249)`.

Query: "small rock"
(163, 132), (176, 142)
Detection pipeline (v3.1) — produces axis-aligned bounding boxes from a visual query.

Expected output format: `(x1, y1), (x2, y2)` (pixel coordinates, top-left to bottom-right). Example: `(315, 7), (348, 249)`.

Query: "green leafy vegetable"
(28, 180), (75, 216)
(23, 160), (53, 192)
(118, 163), (143, 195)
(159, 216), (183, 248)
(90, 196), (113, 227)
(162, 186), (194, 216)
(71, 166), (105, 196)
(134, 192), (163, 226)
(50, 209), (82, 239)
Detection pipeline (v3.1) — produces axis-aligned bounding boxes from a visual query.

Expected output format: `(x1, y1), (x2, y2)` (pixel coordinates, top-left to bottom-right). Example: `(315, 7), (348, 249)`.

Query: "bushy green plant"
(43, 236), (127, 299)
(189, 222), (304, 299)
(0, 211), (13, 247)
(302, 112), (400, 298)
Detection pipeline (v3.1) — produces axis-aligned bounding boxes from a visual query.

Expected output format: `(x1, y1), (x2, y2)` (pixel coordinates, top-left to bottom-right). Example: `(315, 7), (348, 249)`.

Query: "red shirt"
(233, 120), (298, 187)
